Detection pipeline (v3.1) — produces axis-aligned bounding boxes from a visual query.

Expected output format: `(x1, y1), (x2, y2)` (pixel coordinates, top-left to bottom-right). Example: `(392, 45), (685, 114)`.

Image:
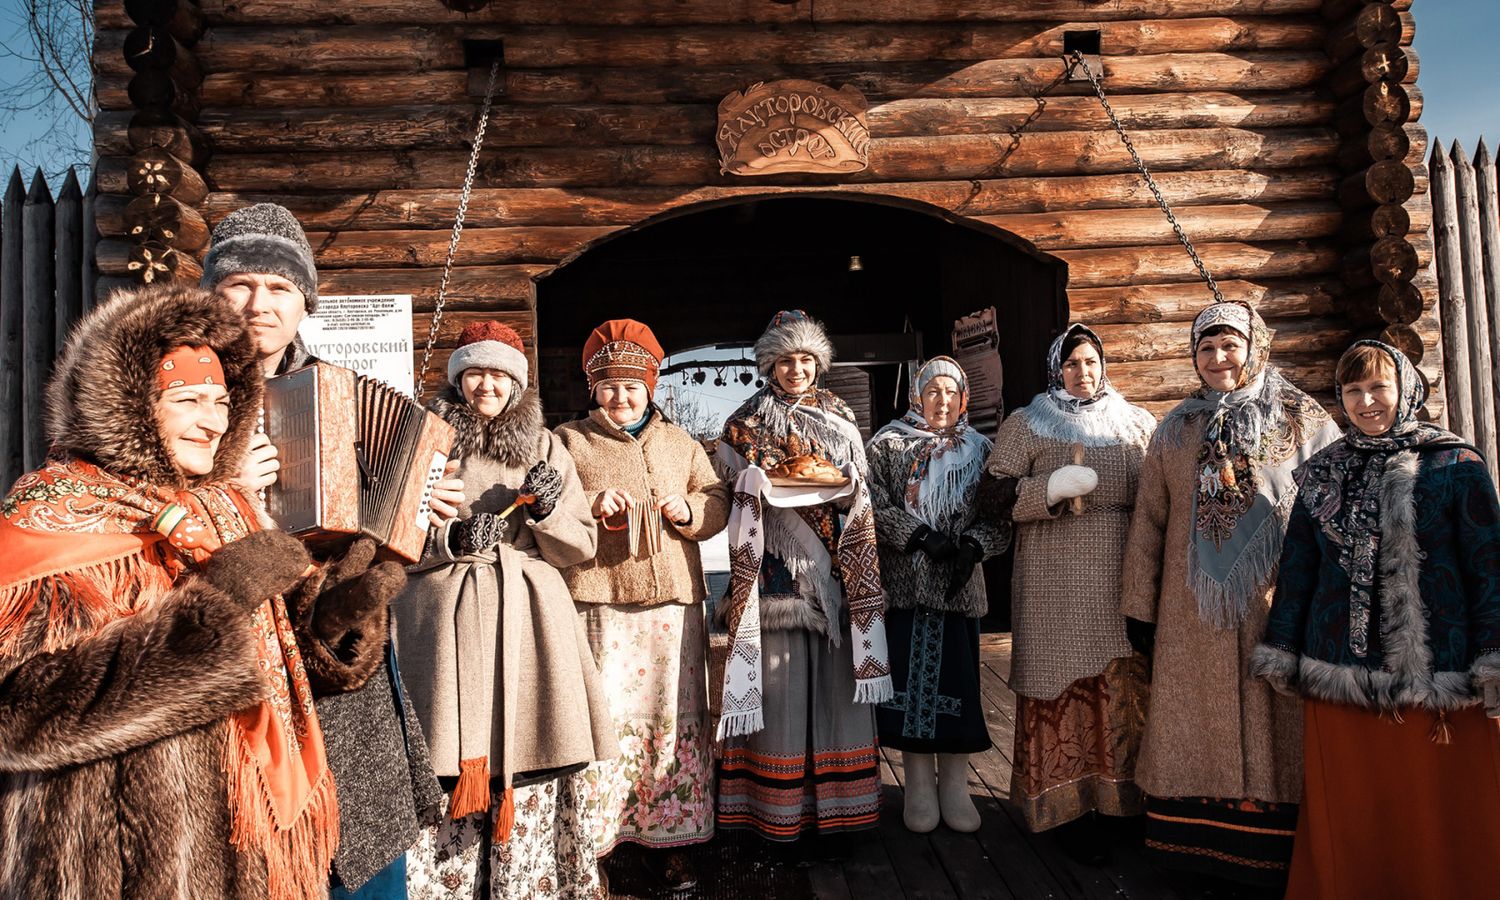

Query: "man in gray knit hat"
(203, 202), (452, 898)
(203, 202), (321, 378)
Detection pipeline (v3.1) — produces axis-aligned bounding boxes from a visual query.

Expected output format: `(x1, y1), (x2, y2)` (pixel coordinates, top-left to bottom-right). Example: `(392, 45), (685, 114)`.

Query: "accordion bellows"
(263, 362), (456, 562)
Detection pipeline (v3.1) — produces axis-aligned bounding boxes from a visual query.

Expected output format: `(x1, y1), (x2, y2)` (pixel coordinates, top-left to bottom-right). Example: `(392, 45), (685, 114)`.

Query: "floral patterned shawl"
(0, 456), (336, 900)
(1157, 302), (1337, 628)
(1294, 341), (1465, 657)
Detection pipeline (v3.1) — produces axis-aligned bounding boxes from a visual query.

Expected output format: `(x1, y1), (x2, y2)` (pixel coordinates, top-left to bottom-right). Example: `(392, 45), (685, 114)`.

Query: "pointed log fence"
(1432, 138), (1500, 489)
(0, 167), (98, 491)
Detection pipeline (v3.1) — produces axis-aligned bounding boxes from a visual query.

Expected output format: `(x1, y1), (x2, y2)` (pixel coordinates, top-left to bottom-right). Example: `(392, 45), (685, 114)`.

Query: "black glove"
(945, 537), (986, 602)
(906, 524), (958, 561)
(974, 472), (1018, 523)
(295, 537), (407, 644)
(1125, 617), (1156, 659)
(522, 461), (563, 520)
(450, 512), (506, 556)
(202, 530), (311, 613)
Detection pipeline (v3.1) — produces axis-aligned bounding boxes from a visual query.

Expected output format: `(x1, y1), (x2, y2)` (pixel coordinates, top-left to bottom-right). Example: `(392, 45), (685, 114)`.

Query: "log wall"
(91, 0), (1440, 412)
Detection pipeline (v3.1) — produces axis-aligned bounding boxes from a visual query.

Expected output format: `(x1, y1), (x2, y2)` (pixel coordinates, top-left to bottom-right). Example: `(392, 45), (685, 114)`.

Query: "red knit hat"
(582, 319), (664, 393)
(447, 320), (529, 390)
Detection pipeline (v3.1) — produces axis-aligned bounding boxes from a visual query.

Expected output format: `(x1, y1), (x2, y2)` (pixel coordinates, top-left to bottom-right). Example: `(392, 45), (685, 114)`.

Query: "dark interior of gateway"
(535, 195), (1071, 630)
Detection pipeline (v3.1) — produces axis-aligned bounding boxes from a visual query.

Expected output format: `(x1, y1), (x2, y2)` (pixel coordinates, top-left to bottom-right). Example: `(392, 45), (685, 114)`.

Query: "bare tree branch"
(0, 0), (93, 181)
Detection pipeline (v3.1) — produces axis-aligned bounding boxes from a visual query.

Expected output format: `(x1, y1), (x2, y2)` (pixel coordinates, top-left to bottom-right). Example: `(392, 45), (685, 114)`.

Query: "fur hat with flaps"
(753, 309), (834, 376)
(45, 282), (262, 489)
(201, 202), (319, 312)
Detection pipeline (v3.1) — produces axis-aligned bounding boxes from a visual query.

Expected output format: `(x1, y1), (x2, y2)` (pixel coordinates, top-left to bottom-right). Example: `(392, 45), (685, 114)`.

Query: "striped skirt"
(1144, 795), (1297, 888)
(716, 625), (881, 841)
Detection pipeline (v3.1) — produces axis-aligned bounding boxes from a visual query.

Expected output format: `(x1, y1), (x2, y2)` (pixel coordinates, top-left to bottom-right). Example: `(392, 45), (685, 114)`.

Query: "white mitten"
(1046, 465), (1098, 506)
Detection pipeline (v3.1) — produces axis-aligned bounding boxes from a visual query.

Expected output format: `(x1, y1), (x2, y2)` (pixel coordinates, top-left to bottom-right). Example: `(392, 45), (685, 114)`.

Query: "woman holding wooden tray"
(711, 310), (893, 853)
(554, 319), (730, 891)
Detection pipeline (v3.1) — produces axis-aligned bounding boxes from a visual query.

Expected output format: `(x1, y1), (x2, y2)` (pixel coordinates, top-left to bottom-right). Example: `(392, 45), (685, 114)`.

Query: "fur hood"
(428, 385), (544, 469)
(44, 282), (261, 490)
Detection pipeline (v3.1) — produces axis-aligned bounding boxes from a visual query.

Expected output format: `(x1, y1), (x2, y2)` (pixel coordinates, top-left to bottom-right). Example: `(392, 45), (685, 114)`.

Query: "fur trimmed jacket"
(0, 285), (303, 899)
(555, 408), (730, 606)
(393, 387), (616, 801)
(1255, 446), (1500, 715)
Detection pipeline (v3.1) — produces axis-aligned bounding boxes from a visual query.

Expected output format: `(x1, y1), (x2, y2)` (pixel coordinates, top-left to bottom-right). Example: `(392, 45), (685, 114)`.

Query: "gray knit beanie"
(201, 203), (319, 312)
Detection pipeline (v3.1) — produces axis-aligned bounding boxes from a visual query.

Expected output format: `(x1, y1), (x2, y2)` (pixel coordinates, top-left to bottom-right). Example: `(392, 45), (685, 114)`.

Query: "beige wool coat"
(1120, 413), (1321, 804)
(394, 389), (617, 788)
(988, 403), (1153, 700)
(554, 409), (730, 606)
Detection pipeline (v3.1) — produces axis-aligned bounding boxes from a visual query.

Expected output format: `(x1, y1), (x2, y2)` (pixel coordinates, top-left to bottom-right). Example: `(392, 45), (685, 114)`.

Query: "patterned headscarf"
(870, 356), (992, 528)
(1295, 341), (1461, 657)
(1159, 302), (1336, 627)
(1046, 323), (1109, 411)
(1018, 325), (1154, 448)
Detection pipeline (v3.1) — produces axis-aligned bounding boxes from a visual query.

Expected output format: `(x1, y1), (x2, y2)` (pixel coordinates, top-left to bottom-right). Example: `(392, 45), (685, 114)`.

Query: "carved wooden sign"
(716, 80), (871, 176)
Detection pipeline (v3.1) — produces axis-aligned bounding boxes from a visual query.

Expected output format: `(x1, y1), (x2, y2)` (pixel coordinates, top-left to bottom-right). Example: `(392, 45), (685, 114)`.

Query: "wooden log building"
(90, 0), (1437, 427)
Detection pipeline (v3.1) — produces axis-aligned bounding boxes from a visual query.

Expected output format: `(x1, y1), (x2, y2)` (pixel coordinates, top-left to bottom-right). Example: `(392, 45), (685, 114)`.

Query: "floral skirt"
(1011, 654), (1149, 832)
(579, 602), (715, 852)
(406, 774), (604, 900)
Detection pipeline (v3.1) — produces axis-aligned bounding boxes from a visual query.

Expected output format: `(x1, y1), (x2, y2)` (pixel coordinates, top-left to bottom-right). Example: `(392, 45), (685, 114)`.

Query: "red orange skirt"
(1286, 699), (1500, 900)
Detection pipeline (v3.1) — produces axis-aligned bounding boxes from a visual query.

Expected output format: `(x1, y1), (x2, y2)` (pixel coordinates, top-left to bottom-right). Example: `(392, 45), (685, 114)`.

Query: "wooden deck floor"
(606, 634), (1205, 900)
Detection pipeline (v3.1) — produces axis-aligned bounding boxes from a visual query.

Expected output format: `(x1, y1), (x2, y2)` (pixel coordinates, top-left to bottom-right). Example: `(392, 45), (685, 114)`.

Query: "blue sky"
(1411, 0), (1500, 157)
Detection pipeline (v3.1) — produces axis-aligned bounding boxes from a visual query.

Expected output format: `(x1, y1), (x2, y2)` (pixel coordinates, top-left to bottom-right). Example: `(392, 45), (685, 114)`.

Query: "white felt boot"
(937, 754), (981, 833)
(902, 752), (940, 833)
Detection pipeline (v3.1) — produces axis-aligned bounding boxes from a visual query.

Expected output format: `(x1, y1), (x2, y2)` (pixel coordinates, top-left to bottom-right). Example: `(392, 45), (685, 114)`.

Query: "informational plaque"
(298, 294), (415, 396)
(716, 80), (871, 176)
(952, 307), (1004, 436)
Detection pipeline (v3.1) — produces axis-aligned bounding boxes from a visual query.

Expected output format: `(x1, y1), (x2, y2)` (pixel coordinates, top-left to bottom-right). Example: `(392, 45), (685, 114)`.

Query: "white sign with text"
(298, 294), (415, 396)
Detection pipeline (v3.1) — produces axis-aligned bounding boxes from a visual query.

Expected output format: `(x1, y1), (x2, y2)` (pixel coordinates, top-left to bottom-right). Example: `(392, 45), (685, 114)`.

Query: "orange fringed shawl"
(0, 456), (338, 900)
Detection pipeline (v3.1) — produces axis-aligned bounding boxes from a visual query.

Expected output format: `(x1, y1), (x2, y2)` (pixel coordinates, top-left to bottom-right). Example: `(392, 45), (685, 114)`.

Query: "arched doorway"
(535, 194), (1068, 432)
(534, 194), (1069, 631)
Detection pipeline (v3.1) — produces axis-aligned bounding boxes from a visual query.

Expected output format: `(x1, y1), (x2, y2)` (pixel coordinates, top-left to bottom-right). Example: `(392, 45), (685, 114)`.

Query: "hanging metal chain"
(1069, 51), (1225, 305)
(416, 57), (501, 401)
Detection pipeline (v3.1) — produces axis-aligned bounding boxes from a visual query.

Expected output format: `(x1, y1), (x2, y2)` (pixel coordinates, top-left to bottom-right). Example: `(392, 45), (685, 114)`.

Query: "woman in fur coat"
(1120, 302), (1341, 892)
(0, 283), (402, 900)
(986, 325), (1155, 855)
(867, 356), (1009, 835)
(713, 310), (893, 849)
(1253, 341), (1500, 899)
(554, 319), (730, 890)
(394, 321), (617, 900)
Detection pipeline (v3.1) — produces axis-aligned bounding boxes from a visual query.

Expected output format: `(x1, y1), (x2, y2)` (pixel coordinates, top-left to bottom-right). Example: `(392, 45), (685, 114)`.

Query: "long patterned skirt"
(1011, 654), (1149, 831)
(1144, 795), (1298, 889)
(579, 602), (715, 853)
(875, 606), (991, 754)
(716, 625), (881, 841)
(406, 773), (605, 900)
(1286, 699), (1500, 900)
